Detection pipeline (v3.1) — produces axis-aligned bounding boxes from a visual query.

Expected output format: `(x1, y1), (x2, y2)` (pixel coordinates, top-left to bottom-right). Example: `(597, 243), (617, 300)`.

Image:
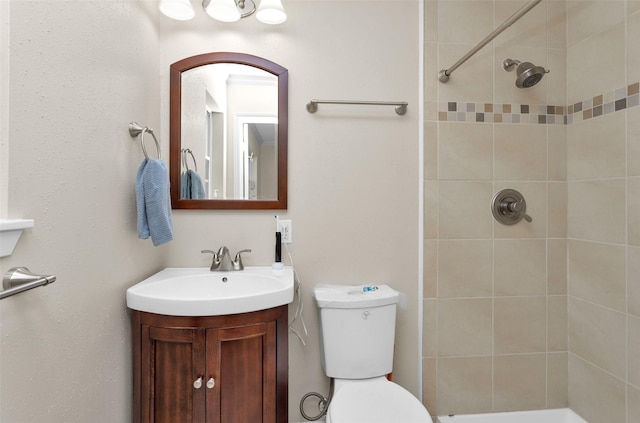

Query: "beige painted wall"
(1, 1), (165, 422)
(158, 1), (420, 420)
(1, 1), (420, 422)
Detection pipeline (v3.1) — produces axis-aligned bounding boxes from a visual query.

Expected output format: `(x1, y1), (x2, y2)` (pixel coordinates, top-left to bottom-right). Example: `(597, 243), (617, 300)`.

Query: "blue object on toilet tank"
(312, 284), (400, 309)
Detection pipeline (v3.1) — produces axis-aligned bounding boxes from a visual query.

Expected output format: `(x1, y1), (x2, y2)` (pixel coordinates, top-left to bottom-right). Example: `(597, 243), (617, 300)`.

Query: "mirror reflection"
(170, 52), (288, 210)
(180, 63), (278, 200)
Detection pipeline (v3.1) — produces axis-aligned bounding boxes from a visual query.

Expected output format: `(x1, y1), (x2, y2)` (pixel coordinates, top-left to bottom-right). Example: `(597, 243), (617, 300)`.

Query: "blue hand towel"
(136, 158), (173, 246)
(180, 171), (189, 199)
(188, 170), (206, 199)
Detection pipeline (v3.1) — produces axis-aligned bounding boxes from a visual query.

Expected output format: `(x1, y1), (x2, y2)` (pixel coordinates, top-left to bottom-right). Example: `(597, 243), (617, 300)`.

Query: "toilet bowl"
(326, 377), (431, 423)
(313, 284), (431, 423)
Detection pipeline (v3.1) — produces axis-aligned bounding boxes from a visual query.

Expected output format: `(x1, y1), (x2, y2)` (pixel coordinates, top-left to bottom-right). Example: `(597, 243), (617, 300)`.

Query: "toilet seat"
(326, 378), (431, 423)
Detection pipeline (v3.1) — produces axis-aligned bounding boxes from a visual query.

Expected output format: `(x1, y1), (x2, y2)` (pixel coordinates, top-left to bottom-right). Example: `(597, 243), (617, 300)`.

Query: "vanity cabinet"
(130, 305), (288, 423)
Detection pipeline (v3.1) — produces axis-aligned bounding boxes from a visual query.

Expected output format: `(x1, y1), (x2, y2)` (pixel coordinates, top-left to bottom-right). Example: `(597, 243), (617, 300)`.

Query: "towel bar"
(306, 99), (408, 115)
(1, 267), (56, 300)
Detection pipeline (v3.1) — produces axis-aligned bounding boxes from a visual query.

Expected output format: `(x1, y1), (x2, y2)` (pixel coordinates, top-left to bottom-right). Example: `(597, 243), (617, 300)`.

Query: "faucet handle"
(233, 249), (252, 270)
(202, 249), (222, 271)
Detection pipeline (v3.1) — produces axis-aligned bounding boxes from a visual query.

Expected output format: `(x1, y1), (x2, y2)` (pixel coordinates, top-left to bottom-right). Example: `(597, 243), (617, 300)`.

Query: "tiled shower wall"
(423, 0), (568, 415)
(565, 2), (640, 423)
(423, 0), (640, 421)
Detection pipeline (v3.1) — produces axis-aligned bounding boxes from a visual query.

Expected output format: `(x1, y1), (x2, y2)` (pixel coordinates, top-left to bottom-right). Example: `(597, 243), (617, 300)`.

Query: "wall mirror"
(170, 52), (288, 209)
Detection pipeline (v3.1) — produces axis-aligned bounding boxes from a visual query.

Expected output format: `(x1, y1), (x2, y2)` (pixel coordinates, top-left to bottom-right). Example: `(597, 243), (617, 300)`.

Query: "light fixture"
(255, 0), (287, 24)
(203, 0), (241, 22)
(160, 0), (287, 24)
(159, 0), (196, 20)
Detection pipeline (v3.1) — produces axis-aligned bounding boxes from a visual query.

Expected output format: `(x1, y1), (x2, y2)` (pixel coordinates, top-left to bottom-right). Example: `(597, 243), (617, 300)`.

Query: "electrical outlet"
(279, 220), (292, 243)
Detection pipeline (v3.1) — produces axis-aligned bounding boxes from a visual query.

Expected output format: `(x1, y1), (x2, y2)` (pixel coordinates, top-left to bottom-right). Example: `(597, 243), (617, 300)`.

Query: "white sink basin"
(126, 266), (294, 316)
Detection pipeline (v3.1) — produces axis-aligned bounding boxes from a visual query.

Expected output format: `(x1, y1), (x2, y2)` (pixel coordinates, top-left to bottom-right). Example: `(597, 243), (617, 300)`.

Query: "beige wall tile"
(547, 1), (567, 49)
(630, 1), (640, 15)
(568, 354), (626, 423)
(494, 239), (547, 296)
(548, 295), (568, 351)
(423, 299), (438, 358)
(567, 24), (626, 104)
(548, 182), (567, 237)
(438, 1), (493, 44)
(424, 0), (438, 42)
(629, 177), (640, 246)
(547, 352), (568, 408)
(568, 240), (626, 311)
(495, 124), (547, 181)
(629, 106), (640, 177)
(438, 44), (494, 103)
(439, 181), (493, 239)
(494, 0), (547, 47)
(629, 11), (640, 84)
(422, 357), (437, 416)
(569, 297), (626, 379)
(548, 124), (567, 182)
(493, 354), (546, 411)
(548, 238), (567, 295)
(629, 384), (640, 423)
(629, 315), (640, 387)
(494, 182), (547, 239)
(424, 121), (438, 180)
(546, 48), (567, 111)
(568, 179), (626, 244)
(439, 122), (493, 180)
(438, 240), (492, 298)
(425, 42), (439, 110)
(438, 298), (493, 357)
(436, 356), (493, 415)
(629, 246), (640, 317)
(424, 240), (437, 298)
(566, 0), (625, 47)
(424, 180), (438, 239)
(494, 296), (547, 354)
(567, 112), (626, 180)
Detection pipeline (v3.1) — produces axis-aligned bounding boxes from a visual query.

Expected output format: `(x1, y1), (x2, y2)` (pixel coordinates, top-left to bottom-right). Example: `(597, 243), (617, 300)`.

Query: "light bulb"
(203, 0), (241, 22)
(256, 0), (287, 24)
(159, 0), (195, 20)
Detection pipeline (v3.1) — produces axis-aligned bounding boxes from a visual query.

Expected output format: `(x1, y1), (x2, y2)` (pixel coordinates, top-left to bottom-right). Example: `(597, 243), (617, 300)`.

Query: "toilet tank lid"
(312, 284), (400, 309)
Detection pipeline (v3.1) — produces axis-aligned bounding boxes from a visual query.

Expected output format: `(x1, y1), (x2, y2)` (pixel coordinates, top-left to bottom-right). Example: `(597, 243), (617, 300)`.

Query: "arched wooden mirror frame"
(170, 52), (288, 209)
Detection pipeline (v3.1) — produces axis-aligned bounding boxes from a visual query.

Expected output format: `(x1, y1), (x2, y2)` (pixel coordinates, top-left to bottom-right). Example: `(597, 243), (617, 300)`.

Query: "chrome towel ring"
(181, 148), (198, 172)
(129, 122), (161, 160)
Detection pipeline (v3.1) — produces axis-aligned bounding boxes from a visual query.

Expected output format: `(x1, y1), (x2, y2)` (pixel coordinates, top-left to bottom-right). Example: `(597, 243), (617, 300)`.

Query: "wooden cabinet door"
(141, 326), (207, 423)
(205, 321), (277, 423)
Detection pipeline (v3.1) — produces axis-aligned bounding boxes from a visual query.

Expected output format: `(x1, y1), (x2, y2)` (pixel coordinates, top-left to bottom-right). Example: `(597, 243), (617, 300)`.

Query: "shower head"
(503, 58), (549, 88)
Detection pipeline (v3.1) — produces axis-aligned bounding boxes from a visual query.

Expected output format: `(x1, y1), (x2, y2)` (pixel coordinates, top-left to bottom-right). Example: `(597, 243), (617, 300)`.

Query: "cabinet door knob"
(206, 377), (216, 389)
(193, 377), (203, 389)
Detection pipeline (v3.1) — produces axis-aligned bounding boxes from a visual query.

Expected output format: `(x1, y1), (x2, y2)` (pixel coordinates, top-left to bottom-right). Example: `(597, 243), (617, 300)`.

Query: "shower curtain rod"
(438, 0), (542, 83)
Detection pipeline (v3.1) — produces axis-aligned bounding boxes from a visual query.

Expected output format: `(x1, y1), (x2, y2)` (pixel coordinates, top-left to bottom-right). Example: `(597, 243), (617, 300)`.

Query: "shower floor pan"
(437, 408), (588, 423)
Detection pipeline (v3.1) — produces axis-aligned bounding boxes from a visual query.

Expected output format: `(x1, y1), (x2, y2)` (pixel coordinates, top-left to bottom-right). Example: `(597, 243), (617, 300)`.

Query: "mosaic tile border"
(438, 82), (640, 125)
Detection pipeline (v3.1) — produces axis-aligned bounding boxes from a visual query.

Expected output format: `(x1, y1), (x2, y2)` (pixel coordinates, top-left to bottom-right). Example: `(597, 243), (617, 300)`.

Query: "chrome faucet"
(201, 247), (252, 271)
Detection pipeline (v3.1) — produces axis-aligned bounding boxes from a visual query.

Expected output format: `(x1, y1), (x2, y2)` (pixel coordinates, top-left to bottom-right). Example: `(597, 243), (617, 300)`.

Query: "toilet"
(313, 284), (431, 423)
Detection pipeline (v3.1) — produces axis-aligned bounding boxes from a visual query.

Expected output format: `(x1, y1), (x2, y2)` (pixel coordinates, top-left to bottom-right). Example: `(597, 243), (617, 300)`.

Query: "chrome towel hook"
(129, 122), (161, 160)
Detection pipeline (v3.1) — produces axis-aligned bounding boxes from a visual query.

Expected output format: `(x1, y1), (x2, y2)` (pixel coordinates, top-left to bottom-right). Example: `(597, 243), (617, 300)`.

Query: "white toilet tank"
(313, 284), (400, 379)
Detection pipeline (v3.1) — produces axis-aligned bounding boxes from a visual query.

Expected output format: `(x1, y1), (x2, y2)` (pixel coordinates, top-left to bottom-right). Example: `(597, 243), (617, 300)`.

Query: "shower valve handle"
(492, 189), (532, 225)
(503, 200), (532, 222)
